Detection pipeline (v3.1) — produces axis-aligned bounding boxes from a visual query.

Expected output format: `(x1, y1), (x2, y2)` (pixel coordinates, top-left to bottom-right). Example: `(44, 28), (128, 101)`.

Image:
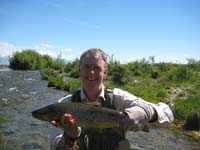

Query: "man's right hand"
(51, 113), (81, 139)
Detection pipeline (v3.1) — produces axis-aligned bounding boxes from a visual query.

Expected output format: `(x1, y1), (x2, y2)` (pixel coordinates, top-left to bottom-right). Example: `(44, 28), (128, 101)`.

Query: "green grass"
(173, 81), (200, 120)
(0, 64), (9, 68)
(107, 80), (170, 103)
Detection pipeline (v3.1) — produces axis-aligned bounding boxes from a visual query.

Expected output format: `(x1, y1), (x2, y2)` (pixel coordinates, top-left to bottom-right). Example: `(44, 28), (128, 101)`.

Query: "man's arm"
(51, 95), (82, 150)
(113, 88), (174, 130)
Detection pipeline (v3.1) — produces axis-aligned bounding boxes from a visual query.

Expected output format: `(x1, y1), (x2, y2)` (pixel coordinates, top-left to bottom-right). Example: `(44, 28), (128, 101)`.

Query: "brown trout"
(32, 102), (125, 129)
(32, 102), (150, 132)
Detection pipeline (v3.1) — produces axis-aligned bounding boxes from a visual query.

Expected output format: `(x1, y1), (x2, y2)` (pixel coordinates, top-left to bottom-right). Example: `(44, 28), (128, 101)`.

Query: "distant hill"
(0, 56), (9, 64)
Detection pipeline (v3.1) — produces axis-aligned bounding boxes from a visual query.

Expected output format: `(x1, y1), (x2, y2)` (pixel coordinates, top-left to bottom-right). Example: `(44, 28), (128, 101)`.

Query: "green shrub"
(126, 59), (152, 77)
(156, 90), (168, 99)
(9, 50), (44, 70)
(187, 58), (200, 72)
(178, 92), (186, 97)
(168, 65), (196, 82)
(157, 63), (170, 72)
(40, 68), (58, 80)
(42, 54), (54, 68)
(109, 61), (128, 84)
(151, 71), (159, 79)
(173, 95), (200, 120)
(48, 76), (64, 90)
(64, 58), (79, 78)
(64, 79), (81, 93)
(9, 49), (66, 72)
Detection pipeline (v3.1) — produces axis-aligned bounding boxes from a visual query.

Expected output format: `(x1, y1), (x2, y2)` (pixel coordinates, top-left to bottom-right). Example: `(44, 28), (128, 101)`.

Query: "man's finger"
(61, 113), (76, 128)
(51, 120), (58, 127)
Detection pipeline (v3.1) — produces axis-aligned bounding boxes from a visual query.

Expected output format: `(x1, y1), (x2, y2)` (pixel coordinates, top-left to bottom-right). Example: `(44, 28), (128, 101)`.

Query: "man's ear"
(104, 69), (108, 76)
(78, 68), (80, 76)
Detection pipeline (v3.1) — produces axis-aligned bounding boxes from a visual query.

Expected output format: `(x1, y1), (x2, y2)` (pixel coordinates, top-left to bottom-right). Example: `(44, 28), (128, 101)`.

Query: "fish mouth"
(32, 108), (50, 121)
(32, 110), (42, 118)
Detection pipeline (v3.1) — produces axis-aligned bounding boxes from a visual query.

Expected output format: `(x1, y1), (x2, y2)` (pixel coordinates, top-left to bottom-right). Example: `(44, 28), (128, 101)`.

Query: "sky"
(0, 0), (200, 64)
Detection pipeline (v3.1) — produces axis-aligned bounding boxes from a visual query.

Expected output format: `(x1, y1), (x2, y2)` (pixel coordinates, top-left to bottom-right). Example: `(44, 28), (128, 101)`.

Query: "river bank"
(0, 70), (199, 150)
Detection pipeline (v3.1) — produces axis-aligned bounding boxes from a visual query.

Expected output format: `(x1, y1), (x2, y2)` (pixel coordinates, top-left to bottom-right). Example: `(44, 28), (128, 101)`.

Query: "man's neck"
(83, 86), (102, 101)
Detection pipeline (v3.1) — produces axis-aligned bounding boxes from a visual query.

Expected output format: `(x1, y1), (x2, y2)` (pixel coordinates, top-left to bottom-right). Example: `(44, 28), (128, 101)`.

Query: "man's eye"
(84, 65), (91, 70)
(94, 67), (101, 72)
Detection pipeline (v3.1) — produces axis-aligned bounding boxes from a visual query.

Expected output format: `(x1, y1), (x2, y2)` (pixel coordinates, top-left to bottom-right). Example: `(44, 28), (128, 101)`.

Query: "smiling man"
(51, 48), (174, 150)
(78, 49), (108, 101)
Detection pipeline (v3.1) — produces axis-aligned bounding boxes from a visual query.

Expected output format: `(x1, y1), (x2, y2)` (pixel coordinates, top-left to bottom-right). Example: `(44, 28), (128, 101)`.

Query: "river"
(0, 70), (199, 150)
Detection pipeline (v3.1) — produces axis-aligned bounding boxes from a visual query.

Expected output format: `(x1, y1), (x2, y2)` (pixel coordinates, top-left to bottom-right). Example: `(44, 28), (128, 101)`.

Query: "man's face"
(79, 55), (107, 90)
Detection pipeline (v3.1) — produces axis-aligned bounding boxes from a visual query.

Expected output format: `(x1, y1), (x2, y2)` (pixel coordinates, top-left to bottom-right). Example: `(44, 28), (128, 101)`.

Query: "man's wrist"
(63, 132), (79, 148)
(63, 126), (81, 139)
(149, 108), (158, 122)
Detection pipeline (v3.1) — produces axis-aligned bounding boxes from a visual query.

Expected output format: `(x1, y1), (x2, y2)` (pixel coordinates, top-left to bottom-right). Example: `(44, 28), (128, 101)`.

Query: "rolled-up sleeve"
(113, 88), (174, 124)
(150, 102), (174, 124)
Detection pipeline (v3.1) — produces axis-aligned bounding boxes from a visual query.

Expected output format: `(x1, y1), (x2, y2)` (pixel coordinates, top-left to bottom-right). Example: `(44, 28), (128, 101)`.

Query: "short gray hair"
(80, 48), (108, 69)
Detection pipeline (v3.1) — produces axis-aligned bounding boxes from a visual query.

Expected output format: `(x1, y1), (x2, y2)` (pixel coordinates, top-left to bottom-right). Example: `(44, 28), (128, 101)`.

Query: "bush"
(173, 95), (200, 120)
(151, 71), (159, 79)
(9, 49), (66, 73)
(108, 61), (128, 84)
(168, 65), (196, 82)
(187, 58), (200, 72)
(40, 68), (58, 80)
(48, 76), (65, 90)
(64, 79), (81, 93)
(64, 58), (79, 78)
(126, 59), (152, 77)
(42, 55), (54, 68)
(156, 90), (168, 99)
(157, 63), (170, 72)
(9, 50), (44, 70)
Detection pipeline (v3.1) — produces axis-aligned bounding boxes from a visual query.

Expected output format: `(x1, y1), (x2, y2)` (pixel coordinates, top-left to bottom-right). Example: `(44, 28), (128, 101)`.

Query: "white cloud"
(37, 50), (58, 58)
(0, 42), (78, 62)
(156, 55), (187, 64)
(0, 42), (20, 57)
(33, 43), (75, 61)
(34, 43), (52, 50)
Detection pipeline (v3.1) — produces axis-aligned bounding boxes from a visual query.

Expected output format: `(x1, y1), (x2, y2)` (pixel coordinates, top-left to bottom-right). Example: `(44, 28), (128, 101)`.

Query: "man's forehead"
(82, 55), (104, 63)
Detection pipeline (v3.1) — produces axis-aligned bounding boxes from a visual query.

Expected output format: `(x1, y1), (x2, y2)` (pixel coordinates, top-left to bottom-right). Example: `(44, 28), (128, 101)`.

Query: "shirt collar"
(80, 85), (105, 102)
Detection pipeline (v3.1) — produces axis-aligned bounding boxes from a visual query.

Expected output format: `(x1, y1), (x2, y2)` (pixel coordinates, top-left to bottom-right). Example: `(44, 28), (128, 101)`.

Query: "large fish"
(32, 102), (126, 129)
(32, 102), (150, 132)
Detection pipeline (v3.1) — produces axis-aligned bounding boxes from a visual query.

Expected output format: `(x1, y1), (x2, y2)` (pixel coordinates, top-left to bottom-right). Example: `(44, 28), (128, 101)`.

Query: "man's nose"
(89, 69), (95, 74)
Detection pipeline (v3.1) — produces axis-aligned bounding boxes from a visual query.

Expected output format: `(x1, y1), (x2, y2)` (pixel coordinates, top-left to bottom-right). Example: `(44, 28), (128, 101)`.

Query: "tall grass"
(173, 81), (200, 120)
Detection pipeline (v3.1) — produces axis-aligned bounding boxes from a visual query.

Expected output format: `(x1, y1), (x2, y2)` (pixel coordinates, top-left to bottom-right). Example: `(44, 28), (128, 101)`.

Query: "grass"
(0, 64), (9, 68)
(106, 79), (170, 103)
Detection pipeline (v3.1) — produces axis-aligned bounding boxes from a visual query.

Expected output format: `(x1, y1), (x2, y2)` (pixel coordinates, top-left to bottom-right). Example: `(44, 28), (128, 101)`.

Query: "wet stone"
(184, 111), (200, 131)
(23, 143), (43, 150)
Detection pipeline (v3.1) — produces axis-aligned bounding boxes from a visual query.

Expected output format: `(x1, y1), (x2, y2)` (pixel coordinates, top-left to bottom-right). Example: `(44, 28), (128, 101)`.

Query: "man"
(51, 48), (174, 150)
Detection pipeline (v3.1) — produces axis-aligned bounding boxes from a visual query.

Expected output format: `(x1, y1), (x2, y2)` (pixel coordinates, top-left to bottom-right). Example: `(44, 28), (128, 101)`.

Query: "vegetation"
(0, 64), (9, 68)
(9, 49), (200, 128)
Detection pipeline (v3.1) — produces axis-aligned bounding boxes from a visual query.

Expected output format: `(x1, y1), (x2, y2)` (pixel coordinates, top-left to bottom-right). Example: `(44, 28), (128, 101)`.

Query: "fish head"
(32, 104), (60, 122)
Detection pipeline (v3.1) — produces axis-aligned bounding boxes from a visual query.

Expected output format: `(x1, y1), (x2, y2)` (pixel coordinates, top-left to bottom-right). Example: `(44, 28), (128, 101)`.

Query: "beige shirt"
(51, 86), (174, 149)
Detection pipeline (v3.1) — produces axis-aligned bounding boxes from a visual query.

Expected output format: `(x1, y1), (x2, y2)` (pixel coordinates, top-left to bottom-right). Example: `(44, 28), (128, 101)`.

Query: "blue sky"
(0, 0), (200, 63)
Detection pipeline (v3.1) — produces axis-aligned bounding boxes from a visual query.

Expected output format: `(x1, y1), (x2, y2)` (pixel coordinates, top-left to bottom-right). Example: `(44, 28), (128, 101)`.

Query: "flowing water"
(0, 70), (199, 150)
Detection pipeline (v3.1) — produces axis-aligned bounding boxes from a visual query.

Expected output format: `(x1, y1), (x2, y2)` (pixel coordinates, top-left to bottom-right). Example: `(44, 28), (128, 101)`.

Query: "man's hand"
(122, 106), (149, 131)
(51, 113), (81, 139)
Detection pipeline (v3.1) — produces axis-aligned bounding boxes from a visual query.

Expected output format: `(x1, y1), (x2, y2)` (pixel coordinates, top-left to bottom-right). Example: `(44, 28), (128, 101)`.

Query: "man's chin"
(86, 82), (100, 88)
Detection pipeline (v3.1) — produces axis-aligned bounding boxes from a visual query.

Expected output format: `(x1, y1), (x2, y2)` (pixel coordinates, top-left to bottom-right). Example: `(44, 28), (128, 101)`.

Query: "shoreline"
(169, 123), (200, 144)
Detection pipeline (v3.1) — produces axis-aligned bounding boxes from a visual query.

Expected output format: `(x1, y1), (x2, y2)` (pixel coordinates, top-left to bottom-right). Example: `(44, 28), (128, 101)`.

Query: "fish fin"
(112, 127), (126, 136)
(84, 102), (101, 107)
